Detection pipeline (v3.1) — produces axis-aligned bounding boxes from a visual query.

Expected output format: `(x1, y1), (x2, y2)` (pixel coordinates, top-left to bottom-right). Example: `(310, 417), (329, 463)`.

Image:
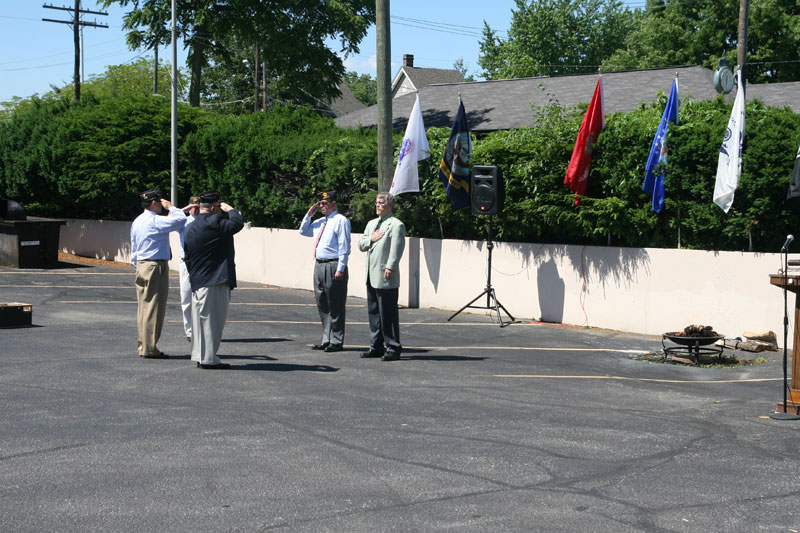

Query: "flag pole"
(170, 0), (177, 205)
(676, 72), (680, 249)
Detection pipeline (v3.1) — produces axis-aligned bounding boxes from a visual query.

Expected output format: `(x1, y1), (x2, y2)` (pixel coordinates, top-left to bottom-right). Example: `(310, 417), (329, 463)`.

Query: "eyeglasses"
(319, 200), (331, 206)
(375, 201), (387, 205)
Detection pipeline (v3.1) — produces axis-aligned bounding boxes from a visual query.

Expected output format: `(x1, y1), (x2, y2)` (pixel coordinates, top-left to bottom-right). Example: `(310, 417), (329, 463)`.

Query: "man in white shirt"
(178, 197), (199, 342)
(298, 191), (351, 352)
(130, 188), (186, 358)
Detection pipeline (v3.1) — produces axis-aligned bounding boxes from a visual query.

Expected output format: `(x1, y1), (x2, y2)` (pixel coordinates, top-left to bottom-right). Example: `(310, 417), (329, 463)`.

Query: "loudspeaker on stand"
(471, 165), (503, 215)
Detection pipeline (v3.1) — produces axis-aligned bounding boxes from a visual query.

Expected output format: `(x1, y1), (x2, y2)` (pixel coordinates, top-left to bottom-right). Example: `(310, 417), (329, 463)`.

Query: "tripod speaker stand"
(448, 216), (515, 327)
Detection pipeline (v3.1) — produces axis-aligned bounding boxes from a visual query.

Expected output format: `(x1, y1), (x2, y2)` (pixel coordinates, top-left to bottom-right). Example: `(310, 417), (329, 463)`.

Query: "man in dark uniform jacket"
(183, 191), (244, 369)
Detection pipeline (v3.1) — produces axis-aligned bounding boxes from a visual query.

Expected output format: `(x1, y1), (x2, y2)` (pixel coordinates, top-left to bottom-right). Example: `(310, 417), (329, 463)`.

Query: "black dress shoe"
(360, 349), (384, 358)
(197, 362), (231, 369)
(142, 352), (169, 359)
(312, 343), (330, 351)
(324, 344), (343, 353)
(381, 352), (400, 361)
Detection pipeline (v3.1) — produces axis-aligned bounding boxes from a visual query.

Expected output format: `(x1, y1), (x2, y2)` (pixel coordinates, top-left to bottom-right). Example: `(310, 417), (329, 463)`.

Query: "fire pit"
(662, 325), (725, 362)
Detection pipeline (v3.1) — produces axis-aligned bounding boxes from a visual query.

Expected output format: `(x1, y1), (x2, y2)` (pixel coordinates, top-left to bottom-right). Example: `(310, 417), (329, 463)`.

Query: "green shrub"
(2, 91), (799, 251)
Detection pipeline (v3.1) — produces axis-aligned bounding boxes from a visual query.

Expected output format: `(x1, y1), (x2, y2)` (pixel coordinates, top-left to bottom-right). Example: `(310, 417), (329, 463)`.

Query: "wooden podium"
(768, 274), (800, 413)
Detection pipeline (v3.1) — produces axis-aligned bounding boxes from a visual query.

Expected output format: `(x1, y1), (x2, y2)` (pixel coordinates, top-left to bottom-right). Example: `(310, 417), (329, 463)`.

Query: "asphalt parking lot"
(1, 256), (798, 532)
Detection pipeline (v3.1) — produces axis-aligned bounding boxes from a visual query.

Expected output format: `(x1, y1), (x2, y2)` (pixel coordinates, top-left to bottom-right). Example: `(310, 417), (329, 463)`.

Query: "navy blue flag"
(643, 78), (679, 213)
(438, 99), (472, 209)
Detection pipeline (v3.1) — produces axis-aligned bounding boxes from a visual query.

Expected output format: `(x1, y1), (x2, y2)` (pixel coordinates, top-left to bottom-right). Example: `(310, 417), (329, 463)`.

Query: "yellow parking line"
(0, 271), (131, 275)
(60, 300), (134, 304)
(415, 345), (645, 353)
(1, 284), (276, 290)
(486, 374), (781, 384)
(60, 301), (319, 306)
(0, 285), (132, 289)
(226, 319), (371, 325)
(220, 320), (540, 328)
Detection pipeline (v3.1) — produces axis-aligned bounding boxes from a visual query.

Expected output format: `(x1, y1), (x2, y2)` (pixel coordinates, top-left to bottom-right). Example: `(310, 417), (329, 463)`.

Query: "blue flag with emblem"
(642, 78), (679, 213)
(438, 98), (472, 209)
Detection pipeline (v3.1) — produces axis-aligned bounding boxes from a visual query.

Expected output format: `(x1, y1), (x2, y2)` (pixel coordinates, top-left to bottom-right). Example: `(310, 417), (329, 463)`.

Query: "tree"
(344, 72), (377, 106)
(452, 58), (476, 82)
(478, 0), (641, 80)
(63, 57), (186, 101)
(601, 0), (800, 83)
(103, 0), (375, 107)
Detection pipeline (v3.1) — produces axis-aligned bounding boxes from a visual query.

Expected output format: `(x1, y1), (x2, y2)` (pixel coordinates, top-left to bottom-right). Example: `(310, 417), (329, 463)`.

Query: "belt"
(316, 258), (337, 263)
(140, 259), (168, 263)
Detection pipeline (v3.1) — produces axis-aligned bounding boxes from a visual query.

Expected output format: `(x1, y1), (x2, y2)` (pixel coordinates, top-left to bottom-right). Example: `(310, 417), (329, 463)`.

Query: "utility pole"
(737, 0), (750, 94)
(43, 1), (108, 101)
(153, 44), (159, 94)
(262, 59), (267, 110)
(254, 46), (260, 112)
(376, 0), (392, 192)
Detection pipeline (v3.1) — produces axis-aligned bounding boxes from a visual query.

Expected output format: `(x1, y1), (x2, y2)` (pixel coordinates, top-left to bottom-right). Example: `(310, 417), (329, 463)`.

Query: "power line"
(0, 37), (127, 66)
(0, 49), (134, 72)
(391, 15), (506, 37)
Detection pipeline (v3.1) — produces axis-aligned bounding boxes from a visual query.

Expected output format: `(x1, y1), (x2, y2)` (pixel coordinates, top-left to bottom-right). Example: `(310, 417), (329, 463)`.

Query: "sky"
(1, 1), (645, 104)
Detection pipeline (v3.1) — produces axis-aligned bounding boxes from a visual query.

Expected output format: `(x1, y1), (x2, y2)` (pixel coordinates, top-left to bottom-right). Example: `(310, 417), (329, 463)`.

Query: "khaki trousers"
(135, 260), (169, 356)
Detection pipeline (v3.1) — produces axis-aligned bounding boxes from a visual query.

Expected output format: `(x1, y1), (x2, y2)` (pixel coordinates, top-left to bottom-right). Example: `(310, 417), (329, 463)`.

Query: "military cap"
(196, 190), (221, 204)
(317, 190), (337, 201)
(190, 195), (200, 204)
(140, 188), (161, 202)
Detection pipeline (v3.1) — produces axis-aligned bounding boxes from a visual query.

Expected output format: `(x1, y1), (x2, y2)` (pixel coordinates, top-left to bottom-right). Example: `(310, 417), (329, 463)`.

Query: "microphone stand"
(770, 241), (800, 420)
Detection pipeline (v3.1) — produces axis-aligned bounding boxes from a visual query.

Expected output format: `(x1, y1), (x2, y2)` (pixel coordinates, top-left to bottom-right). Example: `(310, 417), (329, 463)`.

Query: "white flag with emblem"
(390, 94), (430, 196)
(713, 69), (745, 213)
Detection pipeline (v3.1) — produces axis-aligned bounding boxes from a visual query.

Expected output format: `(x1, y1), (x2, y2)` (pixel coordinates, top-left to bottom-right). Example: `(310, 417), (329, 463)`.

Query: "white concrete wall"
(59, 218), (793, 345)
(59, 218), (133, 265)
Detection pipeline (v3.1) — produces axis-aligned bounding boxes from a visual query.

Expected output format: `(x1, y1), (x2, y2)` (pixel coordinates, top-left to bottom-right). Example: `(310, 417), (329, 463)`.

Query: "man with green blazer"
(357, 192), (406, 361)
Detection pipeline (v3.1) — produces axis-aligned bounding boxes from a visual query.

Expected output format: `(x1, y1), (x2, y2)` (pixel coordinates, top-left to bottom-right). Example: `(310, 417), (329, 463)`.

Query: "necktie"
(313, 217), (327, 259)
(370, 219), (382, 250)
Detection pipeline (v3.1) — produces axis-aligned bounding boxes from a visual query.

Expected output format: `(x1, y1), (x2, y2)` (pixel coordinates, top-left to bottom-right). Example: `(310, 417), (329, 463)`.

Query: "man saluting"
(130, 188), (186, 359)
(299, 191), (351, 353)
(184, 191), (244, 369)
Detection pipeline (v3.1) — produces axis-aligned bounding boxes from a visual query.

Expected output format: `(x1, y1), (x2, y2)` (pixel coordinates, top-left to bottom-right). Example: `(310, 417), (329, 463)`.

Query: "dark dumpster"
(0, 199), (66, 269)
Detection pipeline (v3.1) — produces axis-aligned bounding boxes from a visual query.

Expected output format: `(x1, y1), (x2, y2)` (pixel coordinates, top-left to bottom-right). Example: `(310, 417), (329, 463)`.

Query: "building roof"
(336, 66), (799, 133)
(326, 82), (366, 117)
(391, 66), (466, 97)
(746, 81), (800, 111)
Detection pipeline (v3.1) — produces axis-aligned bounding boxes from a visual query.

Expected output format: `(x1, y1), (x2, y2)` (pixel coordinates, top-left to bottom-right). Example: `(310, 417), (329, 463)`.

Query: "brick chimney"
(403, 54), (414, 68)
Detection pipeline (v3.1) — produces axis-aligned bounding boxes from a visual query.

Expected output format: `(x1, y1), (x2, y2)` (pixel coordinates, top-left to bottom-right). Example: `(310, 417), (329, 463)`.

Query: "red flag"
(564, 77), (605, 205)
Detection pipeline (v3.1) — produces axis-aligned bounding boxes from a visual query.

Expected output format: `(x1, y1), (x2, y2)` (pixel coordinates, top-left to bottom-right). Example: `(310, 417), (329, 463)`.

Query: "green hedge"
(1, 93), (799, 251)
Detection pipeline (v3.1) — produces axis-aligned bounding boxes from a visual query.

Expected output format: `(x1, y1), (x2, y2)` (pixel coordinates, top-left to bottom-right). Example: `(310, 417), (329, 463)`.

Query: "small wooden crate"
(0, 302), (32, 328)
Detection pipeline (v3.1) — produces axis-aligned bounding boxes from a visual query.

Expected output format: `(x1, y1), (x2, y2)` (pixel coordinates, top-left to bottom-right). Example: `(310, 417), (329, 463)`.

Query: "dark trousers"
(313, 261), (348, 345)
(366, 280), (401, 355)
